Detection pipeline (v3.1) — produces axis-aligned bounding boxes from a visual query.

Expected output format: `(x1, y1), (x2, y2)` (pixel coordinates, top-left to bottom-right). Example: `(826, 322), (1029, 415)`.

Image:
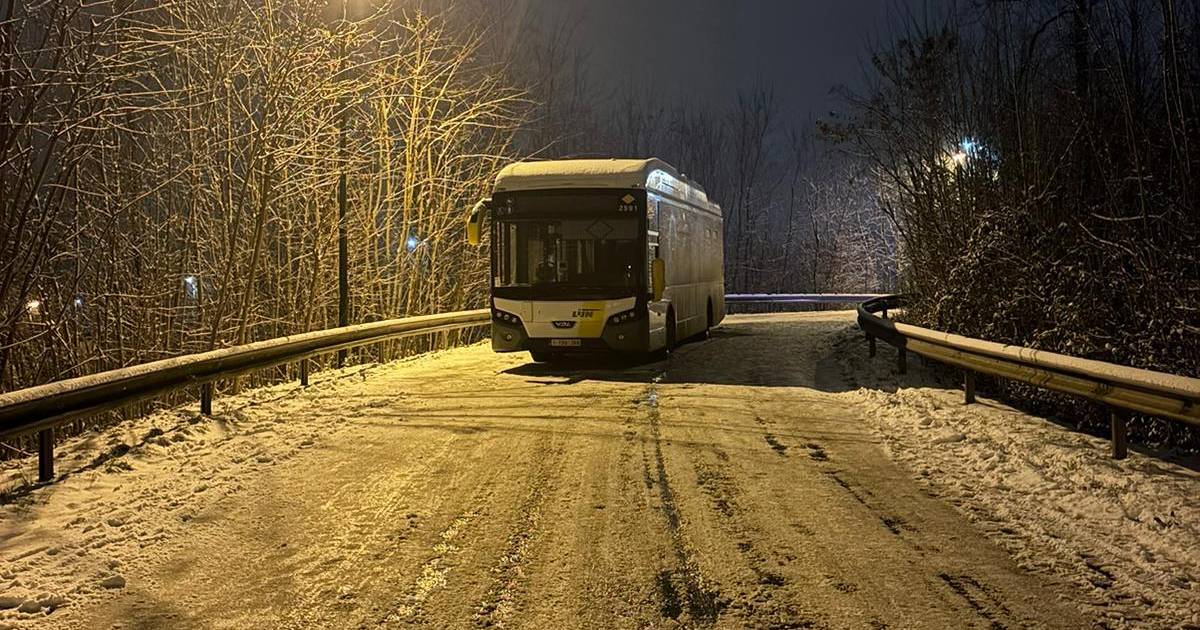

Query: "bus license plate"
(550, 339), (581, 347)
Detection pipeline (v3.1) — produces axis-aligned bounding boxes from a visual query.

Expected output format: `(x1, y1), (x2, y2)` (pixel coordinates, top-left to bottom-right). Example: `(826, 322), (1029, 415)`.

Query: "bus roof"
(494, 158), (720, 214)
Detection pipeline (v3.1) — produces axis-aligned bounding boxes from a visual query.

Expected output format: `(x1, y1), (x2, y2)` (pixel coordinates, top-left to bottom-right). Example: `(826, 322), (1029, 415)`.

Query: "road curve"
(65, 311), (1085, 628)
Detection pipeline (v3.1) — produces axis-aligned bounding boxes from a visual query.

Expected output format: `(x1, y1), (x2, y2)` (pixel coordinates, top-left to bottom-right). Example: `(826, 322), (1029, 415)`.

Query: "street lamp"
(336, 53), (349, 368)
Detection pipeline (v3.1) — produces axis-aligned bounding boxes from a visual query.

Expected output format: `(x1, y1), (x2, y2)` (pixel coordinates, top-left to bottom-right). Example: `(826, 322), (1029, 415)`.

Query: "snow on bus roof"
(494, 158), (718, 212)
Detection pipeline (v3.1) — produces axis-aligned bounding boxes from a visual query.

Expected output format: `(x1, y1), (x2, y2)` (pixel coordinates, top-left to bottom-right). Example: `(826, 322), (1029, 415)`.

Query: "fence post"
(38, 429), (54, 482)
(896, 346), (907, 375)
(200, 383), (213, 416)
(299, 359), (310, 387)
(964, 370), (976, 404)
(867, 334), (876, 358)
(1110, 410), (1128, 460)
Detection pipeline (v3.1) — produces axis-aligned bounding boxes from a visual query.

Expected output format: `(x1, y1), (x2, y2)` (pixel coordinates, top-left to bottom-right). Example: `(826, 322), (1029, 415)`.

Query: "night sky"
(526, 0), (942, 120)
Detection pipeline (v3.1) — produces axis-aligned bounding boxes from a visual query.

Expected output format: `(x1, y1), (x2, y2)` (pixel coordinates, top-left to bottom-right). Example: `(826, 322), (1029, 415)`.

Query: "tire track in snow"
(387, 512), (475, 621)
(938, 572), (1014, 630)
(760, 398), (1027, 629)
(689, 447), (826, 628)
(377, 464), (505, 625)
(471, 438), (563, 628)
(278, 429), (488, 627)
(639, 375), (726, 626)
(821, 468), (915, 539)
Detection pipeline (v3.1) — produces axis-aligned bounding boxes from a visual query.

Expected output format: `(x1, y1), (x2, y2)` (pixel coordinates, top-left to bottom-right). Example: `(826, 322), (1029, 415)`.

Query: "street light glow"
(183, 275), (199, 299)
(939, 137), (988, 171)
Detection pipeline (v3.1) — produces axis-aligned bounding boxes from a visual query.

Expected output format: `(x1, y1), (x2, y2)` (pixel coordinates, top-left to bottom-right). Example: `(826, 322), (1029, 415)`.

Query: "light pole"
(324, 0), (357, 368)
(336, 34), (349, 368)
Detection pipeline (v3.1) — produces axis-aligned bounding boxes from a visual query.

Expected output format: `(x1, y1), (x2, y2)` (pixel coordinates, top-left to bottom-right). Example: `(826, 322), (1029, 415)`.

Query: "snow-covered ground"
(0, 311), (1196, 628)
(0, 356), (460, 628)
(830, 332), (1200, 628)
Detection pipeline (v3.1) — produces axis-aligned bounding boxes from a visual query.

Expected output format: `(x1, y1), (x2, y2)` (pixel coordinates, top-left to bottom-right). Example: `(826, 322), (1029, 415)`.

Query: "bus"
(466, 158), (725, 361)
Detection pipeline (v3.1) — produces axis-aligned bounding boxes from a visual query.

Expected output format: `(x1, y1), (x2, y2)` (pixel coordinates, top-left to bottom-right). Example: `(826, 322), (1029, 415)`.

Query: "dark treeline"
(830, 0), (1200, 447)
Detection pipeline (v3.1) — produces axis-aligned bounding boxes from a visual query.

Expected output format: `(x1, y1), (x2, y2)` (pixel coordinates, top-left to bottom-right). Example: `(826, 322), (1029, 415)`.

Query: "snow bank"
(0, 349), (468, 628)
(838, 337), (1200, 628)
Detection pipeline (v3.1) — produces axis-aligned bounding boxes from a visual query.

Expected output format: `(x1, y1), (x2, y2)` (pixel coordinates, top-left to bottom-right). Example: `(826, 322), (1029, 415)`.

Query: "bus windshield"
(496, 218), (639, 290)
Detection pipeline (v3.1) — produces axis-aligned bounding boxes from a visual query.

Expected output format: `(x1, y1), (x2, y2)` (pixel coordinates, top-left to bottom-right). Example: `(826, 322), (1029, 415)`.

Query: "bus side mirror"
(467, 197), (490, 246)
(651, 257), (665, 301)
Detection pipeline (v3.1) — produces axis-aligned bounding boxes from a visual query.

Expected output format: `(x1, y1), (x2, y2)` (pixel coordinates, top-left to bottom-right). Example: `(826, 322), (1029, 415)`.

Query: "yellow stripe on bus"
(578, 301), (606, 337)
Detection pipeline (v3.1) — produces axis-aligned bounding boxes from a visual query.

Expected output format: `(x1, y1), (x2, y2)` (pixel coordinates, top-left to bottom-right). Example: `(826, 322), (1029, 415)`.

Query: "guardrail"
(857, 295), (1200, 459)
(726, 293), (885, 304)
(0, 309), (491, 482)
(3, 295), (869, 483)
(16, 292), (1187, 483)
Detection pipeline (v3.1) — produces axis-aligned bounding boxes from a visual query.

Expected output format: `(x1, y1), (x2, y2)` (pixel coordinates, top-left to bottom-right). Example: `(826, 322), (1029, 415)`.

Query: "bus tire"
(666, 308), (677, 350)
(704, 298), (714, 339)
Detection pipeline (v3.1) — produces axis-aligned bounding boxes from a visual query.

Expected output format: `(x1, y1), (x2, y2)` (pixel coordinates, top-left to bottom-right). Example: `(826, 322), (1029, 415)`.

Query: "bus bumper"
(491, 319), (647, 354)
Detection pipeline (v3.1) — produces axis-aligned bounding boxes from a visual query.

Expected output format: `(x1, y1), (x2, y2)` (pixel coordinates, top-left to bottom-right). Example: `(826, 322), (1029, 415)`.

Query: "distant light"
(183, 275), (199, 299)
(940, 136), (999, 174)
(73, 296), (83, 308)
(26, 299), (41, 317)
(405, 235), (420, 253)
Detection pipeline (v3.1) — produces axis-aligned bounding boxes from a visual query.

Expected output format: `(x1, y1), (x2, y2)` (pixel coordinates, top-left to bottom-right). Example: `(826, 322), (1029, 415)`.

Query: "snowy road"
(4, 312), (1197, 628)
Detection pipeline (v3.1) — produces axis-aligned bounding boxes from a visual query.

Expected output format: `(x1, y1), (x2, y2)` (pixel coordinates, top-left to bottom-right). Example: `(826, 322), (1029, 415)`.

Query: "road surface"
(4, 311), (1087, 629)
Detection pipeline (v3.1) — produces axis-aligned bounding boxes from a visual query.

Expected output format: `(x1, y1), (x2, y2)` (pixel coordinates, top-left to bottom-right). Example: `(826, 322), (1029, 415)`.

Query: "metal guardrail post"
(299, 359), (310, 387)
(1111, 411), (1128, 460)
(200, 383), (213, 416)
(38, 429), (54, 482)
(868, 334), (876, 357)
(897, 346), (907, 375)
(964, 371), (976, 404)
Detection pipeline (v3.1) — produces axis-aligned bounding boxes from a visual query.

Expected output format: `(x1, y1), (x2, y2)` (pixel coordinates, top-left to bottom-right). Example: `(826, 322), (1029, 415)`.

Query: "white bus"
(467, 158), (725, 361)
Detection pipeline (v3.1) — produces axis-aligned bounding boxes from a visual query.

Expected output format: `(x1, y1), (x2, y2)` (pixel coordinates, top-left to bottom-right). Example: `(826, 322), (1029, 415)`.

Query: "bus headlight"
(492, 309), (523, 326)
(607, 309), (640, 326)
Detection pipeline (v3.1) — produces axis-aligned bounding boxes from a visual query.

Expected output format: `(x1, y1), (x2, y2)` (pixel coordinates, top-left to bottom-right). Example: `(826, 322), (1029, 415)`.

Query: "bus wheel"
(704, 299), (714, 339)
(530, 350), (556, 363)
(666, 308), (677, 349)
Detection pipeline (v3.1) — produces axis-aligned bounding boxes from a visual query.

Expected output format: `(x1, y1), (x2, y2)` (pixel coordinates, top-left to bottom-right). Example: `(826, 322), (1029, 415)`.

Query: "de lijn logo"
(618, 193), (637, 213)
(572, 308), (599, 319)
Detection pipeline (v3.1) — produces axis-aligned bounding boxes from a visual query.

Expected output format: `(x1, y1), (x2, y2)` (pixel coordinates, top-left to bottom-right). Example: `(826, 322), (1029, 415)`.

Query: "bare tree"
(830, 0), (1200, 446)
(0, 0), (523, 410)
